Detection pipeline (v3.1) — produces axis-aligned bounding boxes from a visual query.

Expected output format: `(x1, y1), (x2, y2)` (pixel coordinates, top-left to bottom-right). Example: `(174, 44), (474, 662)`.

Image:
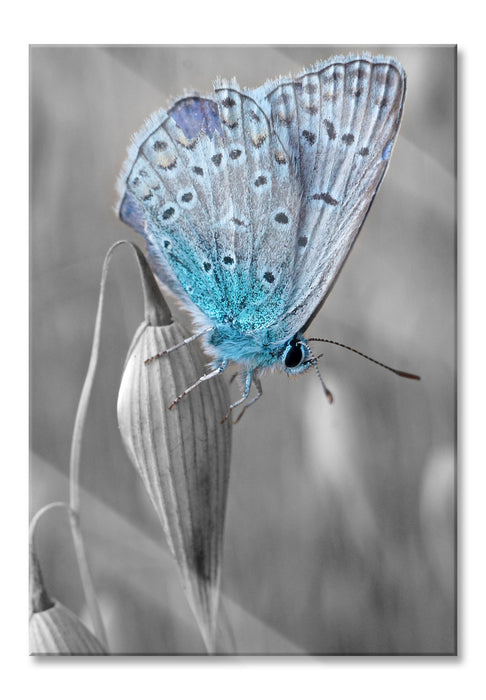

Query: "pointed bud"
(29, 549), (106, 655)
(117, 260), (232, 652)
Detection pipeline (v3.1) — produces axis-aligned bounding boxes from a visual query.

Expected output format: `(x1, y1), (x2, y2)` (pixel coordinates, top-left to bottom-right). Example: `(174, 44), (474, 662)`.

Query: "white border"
(3, 1), (484, 698)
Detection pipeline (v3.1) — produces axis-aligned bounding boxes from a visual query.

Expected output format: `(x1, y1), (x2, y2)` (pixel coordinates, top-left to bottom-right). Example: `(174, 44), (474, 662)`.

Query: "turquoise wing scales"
(117, 88), (301, 334)
(117, 54), (406, 350)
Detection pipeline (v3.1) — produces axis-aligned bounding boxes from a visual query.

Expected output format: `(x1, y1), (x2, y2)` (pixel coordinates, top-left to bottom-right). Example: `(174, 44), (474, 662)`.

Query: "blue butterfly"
(117, 53), (416, 421)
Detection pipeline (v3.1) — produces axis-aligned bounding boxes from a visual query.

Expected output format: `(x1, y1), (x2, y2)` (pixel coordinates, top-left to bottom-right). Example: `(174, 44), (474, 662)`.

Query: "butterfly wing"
(255, 54), (406, 339)
(117, 90), (302, 333)
(117, 54), (405, 347)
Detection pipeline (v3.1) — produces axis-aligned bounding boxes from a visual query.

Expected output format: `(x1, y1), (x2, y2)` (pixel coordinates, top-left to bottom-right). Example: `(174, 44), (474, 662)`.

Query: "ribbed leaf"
(117, 321), (232, 651)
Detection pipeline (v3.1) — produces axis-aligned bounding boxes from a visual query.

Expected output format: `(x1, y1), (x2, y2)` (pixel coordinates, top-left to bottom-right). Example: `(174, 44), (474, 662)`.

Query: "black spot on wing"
(162, 207), (175, 219)
(324, 119), (336, 140)
(302, 130), (317, 145)
(312, 192), (338, 205)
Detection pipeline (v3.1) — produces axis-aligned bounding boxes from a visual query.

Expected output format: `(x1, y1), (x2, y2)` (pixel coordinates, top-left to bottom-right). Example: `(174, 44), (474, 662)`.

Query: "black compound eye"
(284, 342), (304, 368)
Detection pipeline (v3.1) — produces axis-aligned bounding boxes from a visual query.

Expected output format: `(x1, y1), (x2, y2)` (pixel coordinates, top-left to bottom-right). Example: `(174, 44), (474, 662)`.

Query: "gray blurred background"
(30, 45), (456, 654)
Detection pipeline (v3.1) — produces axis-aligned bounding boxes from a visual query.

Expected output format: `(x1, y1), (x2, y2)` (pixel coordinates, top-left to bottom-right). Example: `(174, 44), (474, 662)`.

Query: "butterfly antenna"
(301, 342), (334, 404)
(307, 338), (421, 381)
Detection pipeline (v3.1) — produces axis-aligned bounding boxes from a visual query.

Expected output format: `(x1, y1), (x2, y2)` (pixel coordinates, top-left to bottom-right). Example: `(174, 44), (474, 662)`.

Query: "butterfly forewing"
(262, 55), (406, 338)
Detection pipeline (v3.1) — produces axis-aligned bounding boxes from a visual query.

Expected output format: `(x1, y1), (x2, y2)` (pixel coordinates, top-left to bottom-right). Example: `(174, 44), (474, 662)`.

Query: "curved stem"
(29, 502), (70, 614)
(29, 501), (70, 544)
(69, 239), (170, 650)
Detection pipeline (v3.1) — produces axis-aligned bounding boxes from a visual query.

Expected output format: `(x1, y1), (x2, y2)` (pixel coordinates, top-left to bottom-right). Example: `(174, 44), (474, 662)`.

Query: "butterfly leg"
(145, 326), (213, 365)
(221, 370), (253, 423)
(168, 360), (228, 410)
(233, 375), (263, 424)
(222, 372), (264, 424)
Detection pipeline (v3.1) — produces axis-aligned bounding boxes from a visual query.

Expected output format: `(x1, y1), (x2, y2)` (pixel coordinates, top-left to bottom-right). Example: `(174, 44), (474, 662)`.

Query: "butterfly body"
(117, 54), (406, 412)
(202, 324), (310, 374)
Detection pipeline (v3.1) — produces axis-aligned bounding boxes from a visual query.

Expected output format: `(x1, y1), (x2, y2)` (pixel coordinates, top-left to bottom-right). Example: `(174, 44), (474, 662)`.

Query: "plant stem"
(29, 501), (69, 543)
(68, 240), (170, 652)
(29, 503), (68, 614)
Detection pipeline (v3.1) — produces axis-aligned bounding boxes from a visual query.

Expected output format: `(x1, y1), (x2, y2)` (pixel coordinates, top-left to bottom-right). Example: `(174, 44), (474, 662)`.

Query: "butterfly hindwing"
(118, 99), (221, 315)
(118, 90), (303, 332)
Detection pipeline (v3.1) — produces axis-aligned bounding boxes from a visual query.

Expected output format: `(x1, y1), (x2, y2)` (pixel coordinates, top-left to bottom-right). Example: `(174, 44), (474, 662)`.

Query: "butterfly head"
(281, 334), (313, 376)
